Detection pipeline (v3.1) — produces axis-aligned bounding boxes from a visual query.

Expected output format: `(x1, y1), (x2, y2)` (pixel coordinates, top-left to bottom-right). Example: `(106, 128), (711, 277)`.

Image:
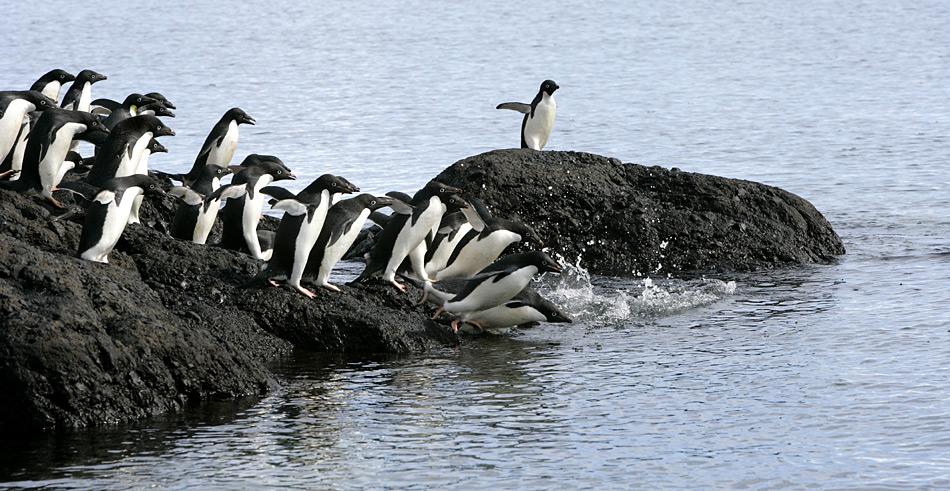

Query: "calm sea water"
(3, 0), (950, 488)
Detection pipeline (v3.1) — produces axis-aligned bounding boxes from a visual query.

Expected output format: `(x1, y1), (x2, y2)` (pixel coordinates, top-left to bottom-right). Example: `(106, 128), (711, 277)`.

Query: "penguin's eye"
(370, 200), (376, 206)
(276, 170), (283, 174)
(149, 184), (156, 189)
(439, 188), (445, 193)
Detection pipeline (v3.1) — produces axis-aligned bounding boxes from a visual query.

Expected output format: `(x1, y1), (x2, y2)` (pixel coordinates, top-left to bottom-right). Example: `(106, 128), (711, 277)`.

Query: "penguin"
(303, 194), (411, 292)
(412, 280), (571, 332)
(422, 211), (472, 277)
(496, 79), (559, 151)
(86, 115), (174, 186)
(218, 157), (295, 259)
(0, 108), (109, 207)
(352, 180), (467, 291)
(433, 198), (541, 281)
(126, 137), (168, 224)
(54, 151), (84, 188)
(181, 107), (255, 186)
(60, 69), (107, 112)
(168, 166), (240, 244)
(0, 110), (41, 180)
(30, 69), (75, 101)
(75, 175), (166, 263)
(0, 91), (57, 165)
(101, 93), (159, 129)
(255, 174), (360, 297)
(440, 251), (562, 332)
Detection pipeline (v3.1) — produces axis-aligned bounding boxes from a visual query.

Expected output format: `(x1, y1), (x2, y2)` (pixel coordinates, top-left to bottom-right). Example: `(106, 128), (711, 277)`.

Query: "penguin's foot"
(466, 321), (486, 334)
(51, 207), (81, 223)
(450, 319), (460, 334)
(45, 196), (66, 209)
(322, 283), (341, 292)
(413, 290), (429, 306)
(293, 285), (317, 299)
(389, 279), (407, 292)
(267, 279), (281, 288)
(430, 307), (444, 320)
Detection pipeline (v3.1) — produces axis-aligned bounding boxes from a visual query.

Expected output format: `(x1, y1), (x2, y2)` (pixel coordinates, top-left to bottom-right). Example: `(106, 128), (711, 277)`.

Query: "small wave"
(537, 255), (736, 324)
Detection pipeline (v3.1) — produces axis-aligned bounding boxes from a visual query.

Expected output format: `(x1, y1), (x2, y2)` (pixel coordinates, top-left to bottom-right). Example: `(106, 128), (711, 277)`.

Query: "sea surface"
(3, 0), (950, 488)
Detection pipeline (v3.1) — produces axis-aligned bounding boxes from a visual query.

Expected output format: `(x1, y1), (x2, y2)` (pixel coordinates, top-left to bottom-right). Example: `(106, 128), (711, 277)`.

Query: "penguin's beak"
(243, 116), (256, 125)
(287, 172), (297, 180)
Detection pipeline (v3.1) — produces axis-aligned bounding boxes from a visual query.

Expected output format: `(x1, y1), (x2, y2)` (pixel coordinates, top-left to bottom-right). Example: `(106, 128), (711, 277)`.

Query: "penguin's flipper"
(496, 102), (531, 114)
(438, 211), (467, 234)
(56, 181), (100, 201)
(261, 186), (296, 202)
(368, 211), (392, 226)
(169, 186), (204, 206)
(385, 191), (414, 203)
(387, 200), (413, 215)
(206, 183), (247, 204)
(91, 98), (121, 112)
(150, 170), (187, 183)
(271, 199), (307, 216)
(460, 205), (487, 232)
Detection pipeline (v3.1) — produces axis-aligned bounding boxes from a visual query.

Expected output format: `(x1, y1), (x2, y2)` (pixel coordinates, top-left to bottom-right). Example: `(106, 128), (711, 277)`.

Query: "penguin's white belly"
(320, 210), (371, 282)
(77, 82), (92, 112)
(425, 223), (473, 276)
(118, 133), (153, 178)
(384, 198), (443, 278)
(41, 81), (61, 101)
(524, 97), (556, 150)
(289, 200), (330, 284)
(39, 123), (86, 195)
(193, 202), (221, 244)
(82, 189), (141, 262)
(462, 304), (546, 329)
(242, 176), (274, 259)
(54, 161), (76, 189)
(209, 122), (239, 166)
(445, 266), (538, 314)
(0, 100), (32, 160)
(437, 230), (520, 280)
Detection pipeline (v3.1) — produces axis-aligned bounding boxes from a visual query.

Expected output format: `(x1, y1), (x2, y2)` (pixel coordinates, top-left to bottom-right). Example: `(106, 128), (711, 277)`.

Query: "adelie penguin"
(432, 197), (541, 281)
(30, 69), (75, 102)
(253, 174), (360, 298)
(181, 107), (255, 186)
(352, 181), (468, 291)
(72, 175), (166, 263)
(168, 165), (241, 244)
(496, 79), (559, 151)
(86, 115), (175, 186)
(440, 251), (562, 332)
(60, 69), (107, 112)
(101, 93), (160, 129)
(0, 108), (109, 207)
(0, 91), (57, 167)
(218, 156), (295, 260)
(414, 281), (571, 333)
(302, 194), (412, 293)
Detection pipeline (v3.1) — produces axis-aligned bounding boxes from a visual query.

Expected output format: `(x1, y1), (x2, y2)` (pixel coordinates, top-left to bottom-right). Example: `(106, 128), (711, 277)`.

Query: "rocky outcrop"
(0, 185), (455, 433)
(435, 149), (844, 275)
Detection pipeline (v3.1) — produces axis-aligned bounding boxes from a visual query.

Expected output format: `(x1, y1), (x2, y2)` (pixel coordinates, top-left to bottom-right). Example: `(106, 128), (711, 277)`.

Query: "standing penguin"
(168, 166), (240, 244)
(304, 194), (411, 292)
(0, 91), (57, 165)
(86, 115), (174, 186)
(255, 174), (360, 297)
(75, 175), (166, 263)
(101, 93), (159, 129)
(0, 108), (108, 207)
(352, 180), (467, 291)
(433, 198), (541, 280)
(181, 107), (255, 186)
(30, 69), (75, 102)
(440, 251), (562, 332)
(60, 69), (107, 112)
(496, 79), (559, 150)
(218, 157), (295, 259)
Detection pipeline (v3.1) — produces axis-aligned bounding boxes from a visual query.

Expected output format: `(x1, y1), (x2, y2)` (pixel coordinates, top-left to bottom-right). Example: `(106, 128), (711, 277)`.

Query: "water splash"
(537, 255), (736, 324)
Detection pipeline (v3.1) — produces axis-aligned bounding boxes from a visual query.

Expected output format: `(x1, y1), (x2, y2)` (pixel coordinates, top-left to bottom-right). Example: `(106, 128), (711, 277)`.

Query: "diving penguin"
(496, 79), (559, 150)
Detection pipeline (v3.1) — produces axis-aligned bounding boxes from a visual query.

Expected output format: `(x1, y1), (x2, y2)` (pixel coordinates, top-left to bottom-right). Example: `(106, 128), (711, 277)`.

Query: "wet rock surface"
(435, 149), (844, 275)
(0, 183), (455, 433)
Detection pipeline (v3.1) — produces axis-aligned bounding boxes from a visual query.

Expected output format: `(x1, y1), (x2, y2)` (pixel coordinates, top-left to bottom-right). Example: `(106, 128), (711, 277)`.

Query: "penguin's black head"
(145, 92), (174, 109)
(424, 180), (464, 200)
(540, 79), (559, 96)
(227, 107), (256, 125)
(257, 160), (296, 181)
(132, 175), (167, 196)
(147, 138), (168, 154)
(505, 220), (543, 246)
(527, 251), (562, 274)
(26, 91), (58, 110)
(536, 299), (572, 323)
(138, 115), (175, 137)
(33, 69), (75, 88)
(443, 193), (469, 210)
(75, 111), (110, 134)
(141, 101), (175, 118)
(241, 154), (294, 177)
(328, 175), (360, 194)
(357, 194), (393, 211)
(77, 69), (107, 84)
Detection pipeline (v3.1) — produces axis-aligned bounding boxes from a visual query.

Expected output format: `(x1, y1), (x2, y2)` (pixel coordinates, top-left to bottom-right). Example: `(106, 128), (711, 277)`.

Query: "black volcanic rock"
(435, 149), (844, 275)
(0, 183), (455, 433)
